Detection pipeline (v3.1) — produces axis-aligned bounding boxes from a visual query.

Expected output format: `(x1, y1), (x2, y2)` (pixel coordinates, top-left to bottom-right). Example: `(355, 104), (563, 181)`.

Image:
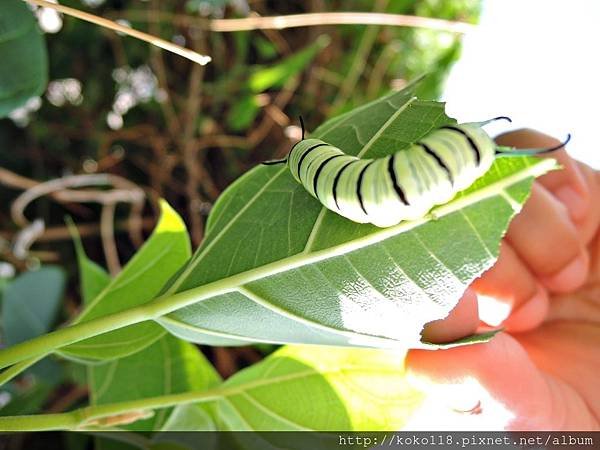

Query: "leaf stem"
(0, 388), (222, 431)
(0, 355), (44, 387)
(23, 0), (211, 65)
(0, 368), (328, 430)
(0, 305), (152, 370)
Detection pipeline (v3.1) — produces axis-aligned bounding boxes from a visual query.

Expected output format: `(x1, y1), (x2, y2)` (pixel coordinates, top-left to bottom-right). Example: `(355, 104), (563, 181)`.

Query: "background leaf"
(157, 83), (554, 349)
(89, 333), (221, 432)
(58, 200), (191, 362)
(68, 218), (111, 305)
(226, 36), (329, 131)
(212, 345), (421, 435)
(248, 35), (330, 93)
(1, 267), (65, 346)
(0, 266), (65, 416)
(0, 0), (48, 117)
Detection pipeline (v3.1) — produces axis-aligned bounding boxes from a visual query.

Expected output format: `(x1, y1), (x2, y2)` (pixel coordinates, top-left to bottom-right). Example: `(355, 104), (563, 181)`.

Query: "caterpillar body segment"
(286, 124), (496, 227)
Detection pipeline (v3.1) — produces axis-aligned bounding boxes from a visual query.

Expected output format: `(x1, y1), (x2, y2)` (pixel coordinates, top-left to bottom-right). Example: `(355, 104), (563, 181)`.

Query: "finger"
(496, 129), (590, 224)
(575, 162), (600, 246)
(506, 183), (589, 293)
(421, 289), (479, 344)
(405, 333), (570, 430)
(472, 242), (549, 332)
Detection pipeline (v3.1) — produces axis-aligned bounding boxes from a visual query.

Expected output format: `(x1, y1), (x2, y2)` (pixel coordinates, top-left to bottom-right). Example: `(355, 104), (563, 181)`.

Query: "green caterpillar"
(264, 117), (569, 228)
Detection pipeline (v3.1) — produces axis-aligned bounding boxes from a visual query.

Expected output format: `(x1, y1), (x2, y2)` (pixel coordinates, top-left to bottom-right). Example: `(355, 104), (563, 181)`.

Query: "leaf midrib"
(148, 158), (554, 322)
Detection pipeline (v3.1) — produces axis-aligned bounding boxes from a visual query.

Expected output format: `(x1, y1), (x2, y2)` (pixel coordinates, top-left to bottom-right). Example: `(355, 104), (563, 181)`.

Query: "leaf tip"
(155, 199), (187, 235)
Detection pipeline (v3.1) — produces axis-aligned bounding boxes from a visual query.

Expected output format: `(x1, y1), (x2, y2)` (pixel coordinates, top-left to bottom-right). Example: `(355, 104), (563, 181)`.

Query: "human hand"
(405, 130), (600, 430)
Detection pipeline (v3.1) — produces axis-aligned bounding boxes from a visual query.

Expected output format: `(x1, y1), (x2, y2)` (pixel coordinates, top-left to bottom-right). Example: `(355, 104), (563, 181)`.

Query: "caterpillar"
(264, 117), (570, 228)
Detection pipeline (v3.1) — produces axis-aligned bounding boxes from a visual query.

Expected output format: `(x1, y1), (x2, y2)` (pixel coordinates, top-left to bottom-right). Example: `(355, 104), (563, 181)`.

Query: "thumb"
(404, 333), (560, 430)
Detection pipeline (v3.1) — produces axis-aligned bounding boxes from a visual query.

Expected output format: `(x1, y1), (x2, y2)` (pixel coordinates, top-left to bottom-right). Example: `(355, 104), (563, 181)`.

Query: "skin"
(406, 129), (600, 430)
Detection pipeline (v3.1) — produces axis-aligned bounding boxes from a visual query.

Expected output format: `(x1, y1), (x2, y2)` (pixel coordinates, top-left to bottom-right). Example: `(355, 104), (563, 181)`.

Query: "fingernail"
(554, 185), (587, 222)
(541, 251), (589, 293)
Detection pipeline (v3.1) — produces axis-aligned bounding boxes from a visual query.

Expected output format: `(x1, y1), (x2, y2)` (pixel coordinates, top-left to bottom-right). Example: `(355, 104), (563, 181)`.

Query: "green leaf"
(254, 36), (278, 60)
(248, 35), (329, 93)
(0, 0), (48, 117)
(156, 82), (555, 349)
(68, 218), (111, 305)
(212, 345), (421, 433)
(159, 403), (216, 431)
(59, 200), (191, 362)
(0, 267), (65, 416)
(0, 379), (54, 416)
(1, 267), (65, 345)
(226, 95), (260, 132)
(89, 334), (221, 432)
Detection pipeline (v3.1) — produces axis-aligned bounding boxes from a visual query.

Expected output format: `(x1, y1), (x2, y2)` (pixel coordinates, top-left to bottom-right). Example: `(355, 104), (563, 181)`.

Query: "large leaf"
(89, 334), (221, 432)
(1, 267), (65, 346)
(58, 200), (191, 362)
(0, 267), (65, 415)
(212, 345), (421, 435)
(0, 0), (48, 117)
(68, 218), (111, 305)
(154, 83), (554, 349)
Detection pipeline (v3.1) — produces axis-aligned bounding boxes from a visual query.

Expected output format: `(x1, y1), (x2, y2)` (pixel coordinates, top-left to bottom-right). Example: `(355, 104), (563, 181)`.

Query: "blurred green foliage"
(0, 0), (48, 117)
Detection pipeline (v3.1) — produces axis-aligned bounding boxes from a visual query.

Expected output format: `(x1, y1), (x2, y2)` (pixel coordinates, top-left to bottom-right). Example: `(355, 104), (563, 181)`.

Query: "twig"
(100, 202), (120, 275)
(119, 10), (476, 34)
(12, 219), (45, 260)
(213, 347), (237, 378)
(0, 218), (156, 243)
(248, 75), (300, 148)
(331, 0), (389, 111)
(10, 174), (144, 227)
(23, 0), (211, 65)
(6, 172), (145, 270)
(1, 167), (145, 247)
(148, 0), (182, 138)
(367, 41), (401, 98)
(181, 34), (208, 246)
(47, 386), (89, 413)
(211, 11), (475, 33)
(250, 11), (291, 55)
(197, 135), (251, 150)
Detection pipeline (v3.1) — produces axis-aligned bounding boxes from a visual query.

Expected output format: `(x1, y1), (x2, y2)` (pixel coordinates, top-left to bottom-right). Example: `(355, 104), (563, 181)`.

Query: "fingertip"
(502, 284), (549, 332)
(496, 129), (590, 224)
(553, 184), (589, 223)
(539, 250), (589, 293)
(421, 289), (479, 344)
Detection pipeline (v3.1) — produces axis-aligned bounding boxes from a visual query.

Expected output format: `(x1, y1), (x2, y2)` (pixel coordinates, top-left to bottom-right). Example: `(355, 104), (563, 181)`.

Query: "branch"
(0, 387), (222, 431)
(0, 356), (43, 387)
(23, 0), (211, 65)
(4, 172), (146, 267)
(181, 35), (209, 246)
(331, 0), (389, 111)
(100, 202), (120, 275)
(211, 11), (475, 33)
(120, 10), (476, 34)
(9, 173), (144, 227)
